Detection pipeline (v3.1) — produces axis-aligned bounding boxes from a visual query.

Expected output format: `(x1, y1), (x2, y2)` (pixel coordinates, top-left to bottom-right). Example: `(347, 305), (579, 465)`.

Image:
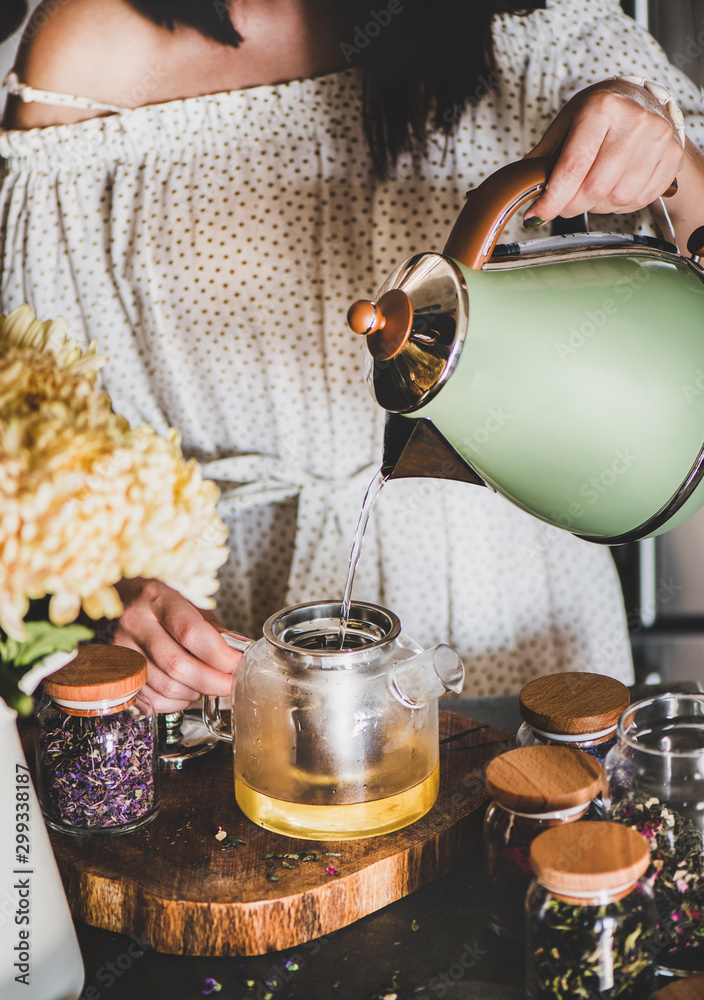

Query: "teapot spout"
(391, 645), (465, 708)
(382, 413), (487, 486)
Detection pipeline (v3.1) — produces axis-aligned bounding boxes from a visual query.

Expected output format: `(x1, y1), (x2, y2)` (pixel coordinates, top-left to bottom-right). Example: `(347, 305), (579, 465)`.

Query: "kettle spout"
(391, 645), (465, 708)
(382, 413), (487, 486)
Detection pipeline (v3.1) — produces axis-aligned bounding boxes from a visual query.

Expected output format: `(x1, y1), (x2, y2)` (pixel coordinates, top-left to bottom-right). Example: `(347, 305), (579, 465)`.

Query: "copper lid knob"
(347, 288), (414, 361)
(348, 299), (379, 335)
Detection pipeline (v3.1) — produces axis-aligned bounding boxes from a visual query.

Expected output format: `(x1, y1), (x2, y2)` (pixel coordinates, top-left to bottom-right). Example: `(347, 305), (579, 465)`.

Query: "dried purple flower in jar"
(35, 645), (160, 835)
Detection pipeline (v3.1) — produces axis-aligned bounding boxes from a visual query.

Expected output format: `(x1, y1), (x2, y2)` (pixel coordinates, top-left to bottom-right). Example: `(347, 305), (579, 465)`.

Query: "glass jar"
(605, 693), (704, 976)
(35, 645), (160, 836)
(517, 672), (630, 762)
(483, 745), (603, 939)
(526, 821), (656, 1000)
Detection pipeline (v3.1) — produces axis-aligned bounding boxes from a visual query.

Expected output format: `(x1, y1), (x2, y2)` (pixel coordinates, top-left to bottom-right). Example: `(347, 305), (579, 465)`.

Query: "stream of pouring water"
(338, 468), (388, 649)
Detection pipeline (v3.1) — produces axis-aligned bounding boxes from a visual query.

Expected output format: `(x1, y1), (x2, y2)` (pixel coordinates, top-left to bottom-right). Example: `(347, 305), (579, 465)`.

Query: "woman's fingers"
(113, 578), (243, 713)
(151, 585), (243, 676)
(110, 627), (202, 712)
(526, 103), (611, 221)
(524, 82), (685, 224)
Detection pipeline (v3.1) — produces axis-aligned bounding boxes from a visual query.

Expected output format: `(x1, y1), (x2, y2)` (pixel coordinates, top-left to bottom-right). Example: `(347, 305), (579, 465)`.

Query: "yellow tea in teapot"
(235, 763), (439, 841)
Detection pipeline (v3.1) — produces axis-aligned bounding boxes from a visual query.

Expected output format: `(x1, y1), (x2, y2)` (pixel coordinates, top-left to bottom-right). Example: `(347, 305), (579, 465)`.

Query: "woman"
(2, 0), (703, 709)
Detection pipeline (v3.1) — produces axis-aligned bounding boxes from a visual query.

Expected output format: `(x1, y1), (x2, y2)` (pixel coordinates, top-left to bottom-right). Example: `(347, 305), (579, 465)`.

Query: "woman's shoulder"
(493, 0), (643, 67)
(498, 0), (631, 33)
(5, 0), (170, 127)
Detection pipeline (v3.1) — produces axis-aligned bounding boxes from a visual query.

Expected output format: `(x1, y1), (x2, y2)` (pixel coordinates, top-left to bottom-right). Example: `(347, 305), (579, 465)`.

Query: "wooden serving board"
(24, 712), (512, 956)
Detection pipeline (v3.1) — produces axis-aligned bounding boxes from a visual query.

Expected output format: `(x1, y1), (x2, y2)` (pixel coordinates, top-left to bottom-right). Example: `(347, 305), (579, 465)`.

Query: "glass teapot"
(348, 156), (704, 544)
(203, 600), (464, 840)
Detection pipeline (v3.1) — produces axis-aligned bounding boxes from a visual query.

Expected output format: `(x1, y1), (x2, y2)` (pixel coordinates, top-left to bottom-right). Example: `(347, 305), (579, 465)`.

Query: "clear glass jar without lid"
(526, 821), (656, 1000)
(605, 693), (704, 977)
(483, 744), (604, 939)
(516, 671), (630, 761)
(35, 645), (160, 835)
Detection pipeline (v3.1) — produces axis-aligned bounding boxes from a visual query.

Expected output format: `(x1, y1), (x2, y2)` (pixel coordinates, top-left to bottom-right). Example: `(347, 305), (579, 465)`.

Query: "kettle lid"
(349, 252), (468, 414)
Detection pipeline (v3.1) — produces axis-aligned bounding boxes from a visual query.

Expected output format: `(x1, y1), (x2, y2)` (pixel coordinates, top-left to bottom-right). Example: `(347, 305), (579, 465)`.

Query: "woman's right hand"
(112, 578), (243, 713)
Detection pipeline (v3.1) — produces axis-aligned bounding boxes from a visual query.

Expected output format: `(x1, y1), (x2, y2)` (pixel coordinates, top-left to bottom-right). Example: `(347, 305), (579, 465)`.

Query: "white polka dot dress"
(2, 0), (702, 693)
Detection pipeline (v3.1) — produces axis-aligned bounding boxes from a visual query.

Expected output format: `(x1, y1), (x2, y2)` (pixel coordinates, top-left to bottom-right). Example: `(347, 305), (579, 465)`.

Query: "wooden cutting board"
(24, 712), (512, 956)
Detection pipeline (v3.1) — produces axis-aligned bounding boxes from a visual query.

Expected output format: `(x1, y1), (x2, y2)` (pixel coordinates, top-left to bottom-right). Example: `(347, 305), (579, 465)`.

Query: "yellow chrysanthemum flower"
(0, 305), (229, 640)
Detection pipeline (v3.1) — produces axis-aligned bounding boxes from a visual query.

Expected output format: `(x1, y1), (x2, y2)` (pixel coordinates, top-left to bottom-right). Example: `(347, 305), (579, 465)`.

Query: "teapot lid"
(349, 253), (468, 414)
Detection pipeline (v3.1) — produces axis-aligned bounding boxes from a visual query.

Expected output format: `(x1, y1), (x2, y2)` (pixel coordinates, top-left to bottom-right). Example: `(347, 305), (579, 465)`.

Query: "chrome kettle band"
(578, 434), (704, 545)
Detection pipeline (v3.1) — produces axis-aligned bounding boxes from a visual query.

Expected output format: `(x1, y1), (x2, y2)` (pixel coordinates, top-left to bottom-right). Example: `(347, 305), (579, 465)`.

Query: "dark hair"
(356, 0), (548, 177)
(127, 0), (242, 48)
(0, 0), (28, 44)
(127, 0), (547, 177)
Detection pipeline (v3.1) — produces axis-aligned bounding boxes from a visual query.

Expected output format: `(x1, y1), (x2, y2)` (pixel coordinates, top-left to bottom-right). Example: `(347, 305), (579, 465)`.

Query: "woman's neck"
(5, 0), (354, 129)
(163, 0), (354, 96)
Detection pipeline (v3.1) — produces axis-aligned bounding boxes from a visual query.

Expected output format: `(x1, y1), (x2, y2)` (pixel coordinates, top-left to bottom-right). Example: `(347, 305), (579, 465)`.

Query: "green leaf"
(0, 673), (34, 716)
(0, 621), (94, 668)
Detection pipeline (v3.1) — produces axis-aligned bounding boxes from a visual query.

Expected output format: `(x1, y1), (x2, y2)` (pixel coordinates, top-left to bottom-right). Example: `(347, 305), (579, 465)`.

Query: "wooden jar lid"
(43, 644), (147, 702)
(485, 746), (603, 813)
(530, 821), (650, 894)
(519, 672), (630, 735)
(653, 975), (704, 999)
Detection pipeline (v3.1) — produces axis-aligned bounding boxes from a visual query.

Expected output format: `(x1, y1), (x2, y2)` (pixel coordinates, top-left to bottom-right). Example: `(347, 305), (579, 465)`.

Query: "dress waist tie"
(199, 455), (382, 609)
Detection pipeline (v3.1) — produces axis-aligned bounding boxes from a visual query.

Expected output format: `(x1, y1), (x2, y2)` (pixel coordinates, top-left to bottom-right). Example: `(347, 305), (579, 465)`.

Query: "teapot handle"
(443, 157), (552, 271)
(444, 156), (678, 270)
(201, 631), (252, 744)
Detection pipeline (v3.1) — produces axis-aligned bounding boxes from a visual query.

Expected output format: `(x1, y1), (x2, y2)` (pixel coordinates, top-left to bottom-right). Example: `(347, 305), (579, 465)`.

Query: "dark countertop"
(69, 693), (690, 1000)
(71, 698), (519, 1000)
(76, 851), (521, 1000)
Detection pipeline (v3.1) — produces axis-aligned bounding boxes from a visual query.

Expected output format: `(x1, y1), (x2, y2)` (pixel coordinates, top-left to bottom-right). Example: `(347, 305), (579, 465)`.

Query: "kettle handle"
(444, 156), (677, 270)
(443, 156), (552, 271)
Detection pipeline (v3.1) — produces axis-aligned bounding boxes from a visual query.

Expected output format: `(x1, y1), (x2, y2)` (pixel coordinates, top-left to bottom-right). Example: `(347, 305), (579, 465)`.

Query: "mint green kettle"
(348, 157), (704, 543)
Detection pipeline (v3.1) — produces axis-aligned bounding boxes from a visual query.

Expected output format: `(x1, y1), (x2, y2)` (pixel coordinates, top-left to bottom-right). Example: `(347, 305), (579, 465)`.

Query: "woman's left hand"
(523, 78), (685, 224)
